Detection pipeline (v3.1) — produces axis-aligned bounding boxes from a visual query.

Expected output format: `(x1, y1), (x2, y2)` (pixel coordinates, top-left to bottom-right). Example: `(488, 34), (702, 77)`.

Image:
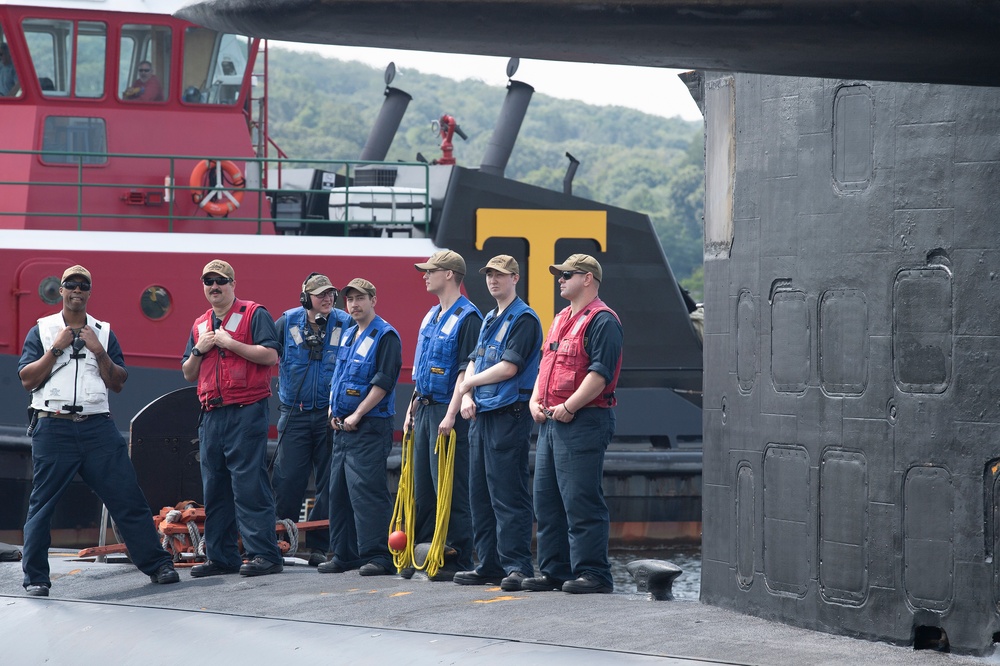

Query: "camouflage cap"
(303, 273), (336, 295)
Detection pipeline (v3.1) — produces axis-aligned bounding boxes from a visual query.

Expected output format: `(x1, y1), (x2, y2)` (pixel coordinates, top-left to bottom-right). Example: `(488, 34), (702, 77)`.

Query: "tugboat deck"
(0, 551), (988, 664)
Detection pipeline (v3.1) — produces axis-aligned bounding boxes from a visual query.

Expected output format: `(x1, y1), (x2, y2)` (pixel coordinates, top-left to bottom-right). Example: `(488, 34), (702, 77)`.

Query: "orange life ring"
(189, 159), (246, 217)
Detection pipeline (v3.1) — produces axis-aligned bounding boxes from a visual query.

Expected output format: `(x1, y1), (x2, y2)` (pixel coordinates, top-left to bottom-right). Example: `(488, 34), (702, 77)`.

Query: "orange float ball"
(388, 530), (407, 550)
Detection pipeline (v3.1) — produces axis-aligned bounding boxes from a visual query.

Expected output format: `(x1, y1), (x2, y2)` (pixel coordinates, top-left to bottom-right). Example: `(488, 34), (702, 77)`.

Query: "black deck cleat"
(626, 559), (683, 600)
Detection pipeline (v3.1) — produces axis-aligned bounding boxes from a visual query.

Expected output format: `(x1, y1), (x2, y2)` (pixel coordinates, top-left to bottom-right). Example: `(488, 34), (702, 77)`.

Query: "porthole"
(140, 285), (172, 320)
(39, 276), (61, 305)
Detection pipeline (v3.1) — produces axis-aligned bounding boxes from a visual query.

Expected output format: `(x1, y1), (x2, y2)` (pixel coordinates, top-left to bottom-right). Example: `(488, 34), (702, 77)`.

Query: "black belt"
(416, 395), (440, 406)
(202, 398), (265, 412)
(281, 403), (327, 412)
(37, 412), (108, 422)
(488, 401), (528, 415)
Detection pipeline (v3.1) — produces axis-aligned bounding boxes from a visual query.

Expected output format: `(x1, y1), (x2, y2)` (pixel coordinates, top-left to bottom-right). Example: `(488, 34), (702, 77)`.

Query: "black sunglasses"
(138, 68), (151, 73)
(203, 277), (232, 286)
(558, 271), (586, 280)
(62, 280), (91, 291)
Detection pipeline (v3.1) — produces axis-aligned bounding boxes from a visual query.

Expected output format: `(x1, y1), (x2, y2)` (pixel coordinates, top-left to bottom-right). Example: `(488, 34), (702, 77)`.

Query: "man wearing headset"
(271, 273), (350, 565)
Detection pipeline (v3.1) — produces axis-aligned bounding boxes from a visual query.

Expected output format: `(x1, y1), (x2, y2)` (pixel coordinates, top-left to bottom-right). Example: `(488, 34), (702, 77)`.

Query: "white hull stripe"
(0, 229), (438, 258)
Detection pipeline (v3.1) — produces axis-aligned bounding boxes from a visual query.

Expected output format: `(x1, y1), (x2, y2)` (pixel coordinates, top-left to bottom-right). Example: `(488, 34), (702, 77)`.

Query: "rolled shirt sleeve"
(583, 310), (623, 385)
(370, 330), (402, 393)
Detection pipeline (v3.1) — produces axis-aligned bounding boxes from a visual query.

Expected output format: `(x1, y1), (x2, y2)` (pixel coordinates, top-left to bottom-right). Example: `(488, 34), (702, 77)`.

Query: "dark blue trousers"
(412, 402), (474, 570)
(533, 407), (615, 587)
(327, 416), (393, 570)
(271, 404), (332, 552)
(199, 400), (282, 569)
(468, 404), (535, 577)
(22, 414), (172, 588)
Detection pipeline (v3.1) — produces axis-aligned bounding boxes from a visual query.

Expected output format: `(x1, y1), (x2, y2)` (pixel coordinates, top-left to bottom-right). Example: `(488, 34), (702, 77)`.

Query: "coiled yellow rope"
(389, 427), (416, 572)
(414, 430), (456, 578)
(388, 428), (457, 578)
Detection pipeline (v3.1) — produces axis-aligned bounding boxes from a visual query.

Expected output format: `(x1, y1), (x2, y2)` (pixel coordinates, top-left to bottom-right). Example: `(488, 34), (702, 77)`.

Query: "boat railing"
(0, 149), (433, 236)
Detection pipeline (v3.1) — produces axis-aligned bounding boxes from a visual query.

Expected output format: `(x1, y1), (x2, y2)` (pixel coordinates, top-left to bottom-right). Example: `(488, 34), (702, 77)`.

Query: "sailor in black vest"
(17, 265), (178, 596)
(272, 273), (350, 564)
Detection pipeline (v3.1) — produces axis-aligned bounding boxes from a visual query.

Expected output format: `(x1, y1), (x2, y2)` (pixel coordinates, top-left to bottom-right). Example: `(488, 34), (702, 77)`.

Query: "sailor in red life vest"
(181, 259), (284, 578)
(525, 254), (623, 595)
(17, 265), (179, 596)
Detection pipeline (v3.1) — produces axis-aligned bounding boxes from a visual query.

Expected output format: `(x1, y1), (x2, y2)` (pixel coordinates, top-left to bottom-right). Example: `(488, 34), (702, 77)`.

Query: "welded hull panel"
(819, 449), (867, 605)
(818, 289), (869, 395)
(700, 72), (1000, 653)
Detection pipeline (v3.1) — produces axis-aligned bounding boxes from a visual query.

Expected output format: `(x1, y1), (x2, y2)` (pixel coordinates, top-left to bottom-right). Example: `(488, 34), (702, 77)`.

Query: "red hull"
(1, 230), (439, 376)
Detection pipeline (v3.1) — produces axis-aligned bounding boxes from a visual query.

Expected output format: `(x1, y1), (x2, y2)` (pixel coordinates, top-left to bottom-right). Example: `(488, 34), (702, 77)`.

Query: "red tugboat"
(0, 1), (703, 547)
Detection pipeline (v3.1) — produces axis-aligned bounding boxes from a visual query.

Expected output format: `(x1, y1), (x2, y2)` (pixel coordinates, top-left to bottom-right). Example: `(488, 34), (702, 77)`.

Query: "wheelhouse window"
(0, 20), (22, 98)
(21, 18), (105, 98)
(119, 24), (170, 102)
(41, 117), (108, 165)
(75, 22), (106, 98)
(23, 18), (73, 97)
(182, 28), (250, 105)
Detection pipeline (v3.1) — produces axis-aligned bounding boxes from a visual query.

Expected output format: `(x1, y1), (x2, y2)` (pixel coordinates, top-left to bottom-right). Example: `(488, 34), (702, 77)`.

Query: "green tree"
(264, 48), (705, 285)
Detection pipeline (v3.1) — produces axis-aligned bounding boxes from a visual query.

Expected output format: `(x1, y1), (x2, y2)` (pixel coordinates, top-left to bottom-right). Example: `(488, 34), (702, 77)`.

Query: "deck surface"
(0, 550), (991, 664)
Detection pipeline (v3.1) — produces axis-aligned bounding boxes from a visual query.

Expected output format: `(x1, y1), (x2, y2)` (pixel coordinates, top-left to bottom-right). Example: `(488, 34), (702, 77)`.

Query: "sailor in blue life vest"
(271, 273), (351, 565)
(17, 265), (179, 596)
(181, 259), (284, 578)
(525, 254), (623, 595)
(320, 278), (402, 576)
(454, 255), (542, 592)
(403, 250), (482, 579)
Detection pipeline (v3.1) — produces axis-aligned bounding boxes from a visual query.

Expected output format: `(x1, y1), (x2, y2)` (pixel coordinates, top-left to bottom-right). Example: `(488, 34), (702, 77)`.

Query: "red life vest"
(193, 298), (272, 409)
(538, 297), (621, 409)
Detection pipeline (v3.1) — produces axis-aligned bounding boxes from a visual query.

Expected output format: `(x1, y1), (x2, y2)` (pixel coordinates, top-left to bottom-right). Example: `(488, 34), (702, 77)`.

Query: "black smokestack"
(359, 86), (412, 162)
(563, 152), (580, 196)
(480, 80), (533, 177)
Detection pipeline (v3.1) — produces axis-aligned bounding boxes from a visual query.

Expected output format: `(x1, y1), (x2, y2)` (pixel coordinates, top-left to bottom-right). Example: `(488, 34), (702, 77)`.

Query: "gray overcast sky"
(272, 42), (703, 122)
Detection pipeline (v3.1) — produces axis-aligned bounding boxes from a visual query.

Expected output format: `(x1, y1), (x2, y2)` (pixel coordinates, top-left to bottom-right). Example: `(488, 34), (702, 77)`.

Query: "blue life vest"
(472, 298), (540, 412)
(330, 315), (398, 418)
(277, 307), (350, 410)
(412, 295), (481, 403)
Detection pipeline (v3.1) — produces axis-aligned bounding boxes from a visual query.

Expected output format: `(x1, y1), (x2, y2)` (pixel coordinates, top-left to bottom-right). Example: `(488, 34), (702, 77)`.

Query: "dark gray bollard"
(626, 559), (683, 600)
(409, 543), (459, 581)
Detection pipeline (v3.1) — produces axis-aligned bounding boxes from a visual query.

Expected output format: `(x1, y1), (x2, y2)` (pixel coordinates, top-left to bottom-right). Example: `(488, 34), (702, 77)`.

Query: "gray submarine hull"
(698, 70), (1000, 654)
